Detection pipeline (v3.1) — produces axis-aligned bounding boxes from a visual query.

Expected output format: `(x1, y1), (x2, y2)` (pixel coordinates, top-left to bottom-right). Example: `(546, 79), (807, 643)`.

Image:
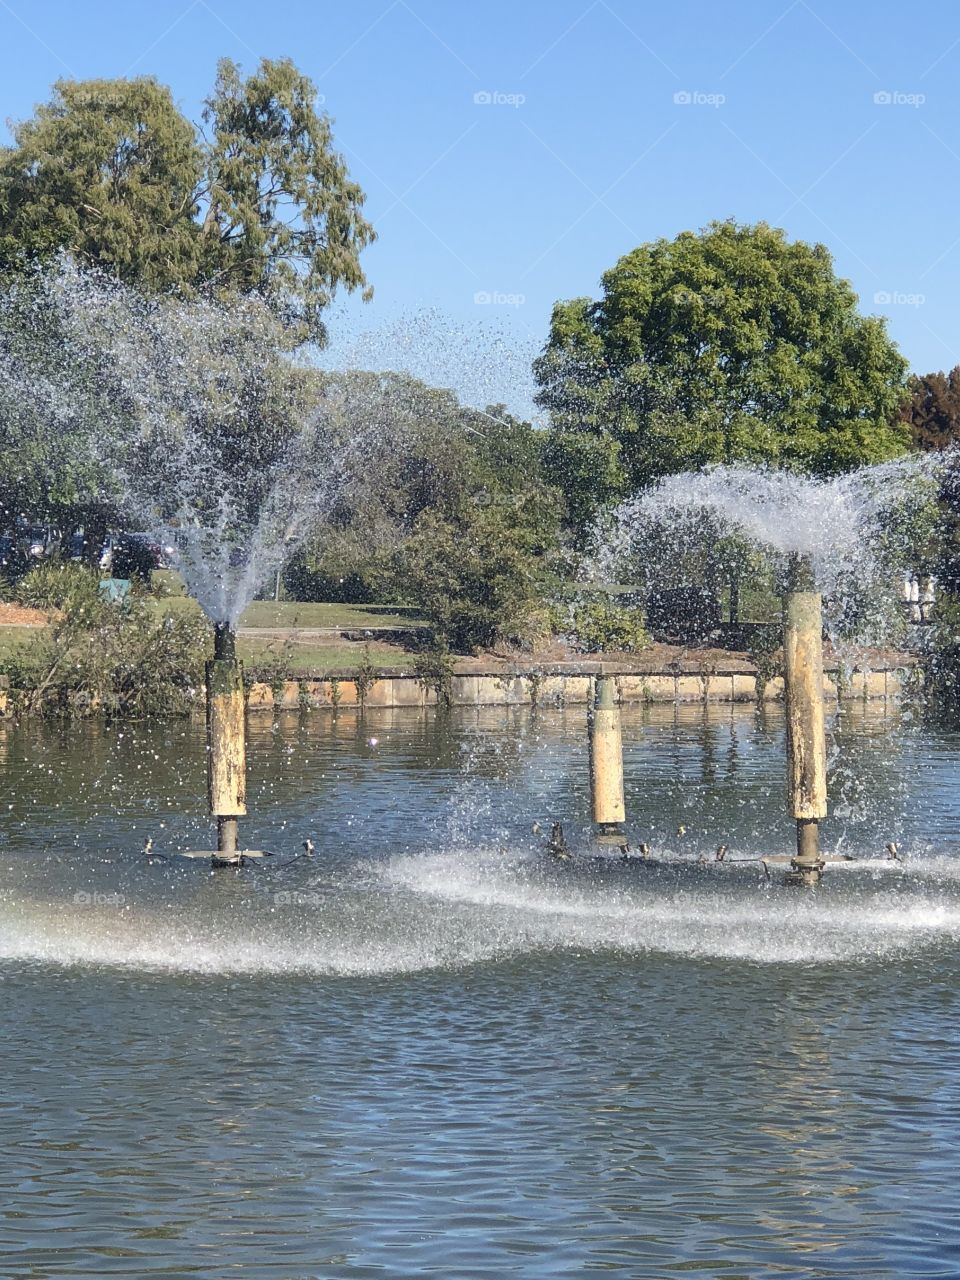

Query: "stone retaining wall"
(0, 666), (917, 718)
(242, 666), (914, 711)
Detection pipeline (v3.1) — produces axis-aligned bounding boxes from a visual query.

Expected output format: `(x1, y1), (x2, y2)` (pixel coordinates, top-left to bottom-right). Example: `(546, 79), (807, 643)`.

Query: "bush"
(3, 596), (211, 717)
(15, 562), (101, 613)
(413, 643), (455, 708)
(923, 592), (960, 716)
(397, 506), (552, 654)
(561, 597), (650, 653)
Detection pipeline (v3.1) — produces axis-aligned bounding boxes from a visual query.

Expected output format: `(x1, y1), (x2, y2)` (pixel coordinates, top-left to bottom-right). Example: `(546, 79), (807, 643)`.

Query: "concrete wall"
(0, 666), (916, 718)
(240, 666), (913, 711)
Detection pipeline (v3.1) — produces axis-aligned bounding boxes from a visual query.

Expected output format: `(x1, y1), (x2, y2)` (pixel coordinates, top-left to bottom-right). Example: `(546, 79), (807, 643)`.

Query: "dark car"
(17, 524), (61, 561)
(0, 534), (15, 575)
(101, 532), (161, 581)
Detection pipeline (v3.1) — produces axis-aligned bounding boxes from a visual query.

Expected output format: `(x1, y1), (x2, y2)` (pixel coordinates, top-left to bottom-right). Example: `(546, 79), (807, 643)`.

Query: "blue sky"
(2, 0), (958, 417)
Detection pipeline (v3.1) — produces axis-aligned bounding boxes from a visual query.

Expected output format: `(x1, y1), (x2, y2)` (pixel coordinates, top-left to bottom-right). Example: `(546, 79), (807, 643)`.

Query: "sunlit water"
(2, 703), (960, 1277)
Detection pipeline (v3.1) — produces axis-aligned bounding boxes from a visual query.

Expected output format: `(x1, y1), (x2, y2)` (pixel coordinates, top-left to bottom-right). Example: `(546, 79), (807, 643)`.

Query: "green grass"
(0, 623), (415, 677)
(148, 577), (426, 630)
(239, 638), (415, 675)
(237, 600), (426, 629)
(0, 627), (44, 660)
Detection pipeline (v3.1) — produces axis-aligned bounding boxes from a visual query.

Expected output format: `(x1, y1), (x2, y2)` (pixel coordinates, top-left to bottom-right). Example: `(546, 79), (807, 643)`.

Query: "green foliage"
(0, 77), (203, 289)
(923, 592), (960, 716)
(290, 374), (566, 612)
(536, 220), (910, 534)
(560, 596), (650, 653)
(901, 367), (960, 452)
(353, 645), (378, 707)
(0, 59), (373, 345)
(15, 561), (100, 612)
(201, 58), (374, 343)
(412, 643), (455, 708)
(3, 596), (210, 717)
(397, 504), (555, 654)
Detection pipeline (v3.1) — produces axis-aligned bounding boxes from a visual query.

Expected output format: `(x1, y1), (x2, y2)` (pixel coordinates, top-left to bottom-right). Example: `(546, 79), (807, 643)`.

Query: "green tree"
(901, 366), (960, 452)
(0, 77), (203, 290)
(287, 375), (564, 604)
(397, 504), (555, 654)
(0, 59), (374, 344)
(536, 220), (910, 533)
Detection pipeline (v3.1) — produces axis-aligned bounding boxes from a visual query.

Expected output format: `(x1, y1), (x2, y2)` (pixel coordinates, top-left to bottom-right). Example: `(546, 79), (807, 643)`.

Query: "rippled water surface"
(2, 703), (960, 1277)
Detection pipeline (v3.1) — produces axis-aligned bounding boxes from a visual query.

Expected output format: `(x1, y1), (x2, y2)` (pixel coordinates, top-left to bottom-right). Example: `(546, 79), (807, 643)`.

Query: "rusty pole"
(207, 622), (246, 864)
(783, 555), (828, 884)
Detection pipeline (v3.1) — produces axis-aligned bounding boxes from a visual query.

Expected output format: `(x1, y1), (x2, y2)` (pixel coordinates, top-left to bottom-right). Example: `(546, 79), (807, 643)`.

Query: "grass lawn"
(0, 627), (44, 662)
(0, 623), (414, 677)
(148, 577), (426, 631)
(238, 600), (426, 630)
(239, 637), (415, 675)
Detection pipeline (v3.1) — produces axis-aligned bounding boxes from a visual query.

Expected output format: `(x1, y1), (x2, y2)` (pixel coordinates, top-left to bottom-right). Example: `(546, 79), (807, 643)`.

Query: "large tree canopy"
(0, 59), (374, 344)
(535, 220), (910, 531)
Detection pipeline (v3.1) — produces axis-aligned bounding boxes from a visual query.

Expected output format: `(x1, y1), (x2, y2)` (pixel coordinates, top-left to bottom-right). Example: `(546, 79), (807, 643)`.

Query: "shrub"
(16, 562), (101, 613)
(397, 506), (552, 654)
(562, 597), (650, 653)
(413, 643), (455, 708)
(4, 596), (210, 717)
(923, 592), (960, 716)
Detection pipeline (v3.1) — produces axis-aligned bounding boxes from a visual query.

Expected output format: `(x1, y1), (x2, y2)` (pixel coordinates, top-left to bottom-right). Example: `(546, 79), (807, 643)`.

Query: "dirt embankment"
(0, 602), (49, 627)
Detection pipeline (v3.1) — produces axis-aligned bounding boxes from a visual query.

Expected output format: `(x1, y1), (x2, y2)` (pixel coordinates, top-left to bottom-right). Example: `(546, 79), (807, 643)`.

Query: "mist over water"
(0, 263), (386, 625)
(2, 706), (959, 976)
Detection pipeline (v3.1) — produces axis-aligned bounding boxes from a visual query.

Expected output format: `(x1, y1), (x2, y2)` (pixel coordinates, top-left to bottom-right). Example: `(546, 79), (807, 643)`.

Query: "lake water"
(2, 702), (960, 1278)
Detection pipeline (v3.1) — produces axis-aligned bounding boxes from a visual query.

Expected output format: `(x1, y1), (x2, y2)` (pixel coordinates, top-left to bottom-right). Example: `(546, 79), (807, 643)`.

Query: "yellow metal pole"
(589, 673), (626, 845)
(207, 622), (246, 865)
(783, 556), (827, 883)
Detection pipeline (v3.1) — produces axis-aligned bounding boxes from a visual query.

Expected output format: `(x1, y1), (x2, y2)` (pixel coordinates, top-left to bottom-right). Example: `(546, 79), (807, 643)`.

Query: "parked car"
(66, 530), (92, 561)
(0, 534), (15, 575)
(100, 532), (161, 581)
(16, 524), (61, 561)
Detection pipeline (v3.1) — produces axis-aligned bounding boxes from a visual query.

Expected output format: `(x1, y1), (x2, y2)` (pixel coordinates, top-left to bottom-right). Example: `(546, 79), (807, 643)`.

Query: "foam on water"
(3, 845), (960, 975)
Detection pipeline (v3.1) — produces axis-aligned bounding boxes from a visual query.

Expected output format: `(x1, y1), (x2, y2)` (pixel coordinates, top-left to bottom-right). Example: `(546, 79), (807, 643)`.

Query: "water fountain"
(600, 459), (939, 879)
(0, 262), (367, 864)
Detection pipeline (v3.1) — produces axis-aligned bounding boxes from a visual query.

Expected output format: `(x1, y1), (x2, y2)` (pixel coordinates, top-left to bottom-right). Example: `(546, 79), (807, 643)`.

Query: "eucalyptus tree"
(0, 58), (374, 346)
